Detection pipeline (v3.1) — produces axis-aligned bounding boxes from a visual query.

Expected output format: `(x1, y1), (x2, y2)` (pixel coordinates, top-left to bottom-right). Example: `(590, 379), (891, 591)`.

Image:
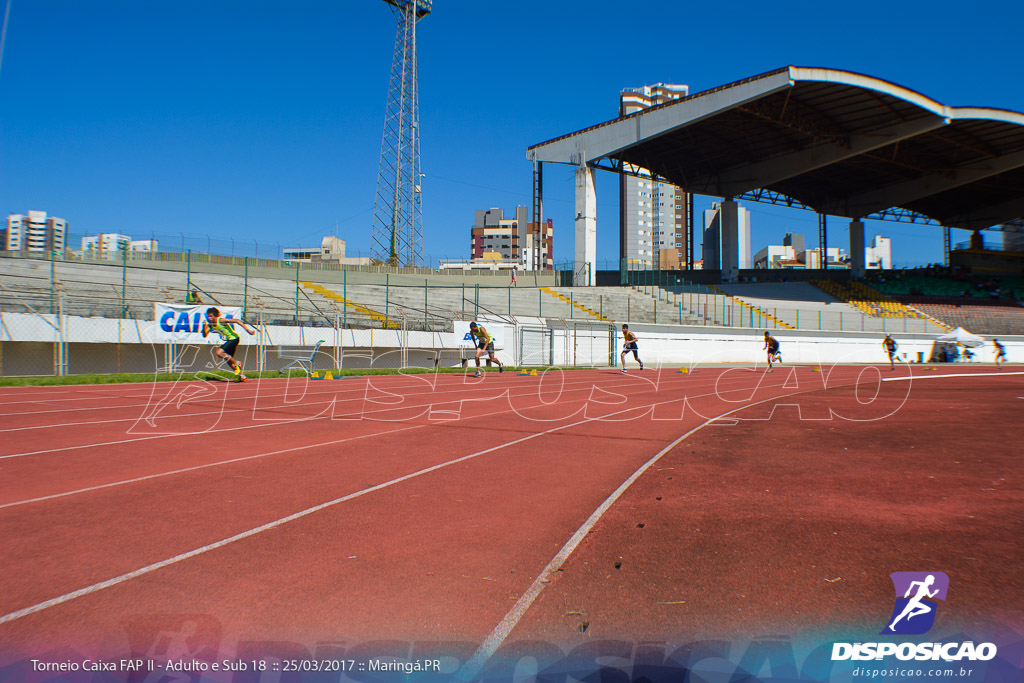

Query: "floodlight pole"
(370, 0), (431, 267)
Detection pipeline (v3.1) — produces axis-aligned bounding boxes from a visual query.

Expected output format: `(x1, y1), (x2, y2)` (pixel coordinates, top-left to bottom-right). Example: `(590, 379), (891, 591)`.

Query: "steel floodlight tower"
(371, 0), (431, 267)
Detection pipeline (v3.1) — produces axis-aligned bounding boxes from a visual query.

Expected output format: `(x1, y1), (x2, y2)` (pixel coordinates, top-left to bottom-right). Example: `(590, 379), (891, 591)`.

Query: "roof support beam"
(715, 115), (948, 198)
(528, 71), (794, 165)
(838, 147), (1024, 218)
(943, 196), (1024, 231)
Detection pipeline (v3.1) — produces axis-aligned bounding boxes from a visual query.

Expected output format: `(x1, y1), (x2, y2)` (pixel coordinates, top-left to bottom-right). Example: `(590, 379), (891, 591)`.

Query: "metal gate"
(571, 321), (616, 367)
(519, 326), (553, 366)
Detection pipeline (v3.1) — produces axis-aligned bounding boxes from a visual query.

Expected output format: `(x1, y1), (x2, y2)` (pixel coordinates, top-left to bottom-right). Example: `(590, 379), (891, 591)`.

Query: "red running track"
(0, 365), (1022, 672)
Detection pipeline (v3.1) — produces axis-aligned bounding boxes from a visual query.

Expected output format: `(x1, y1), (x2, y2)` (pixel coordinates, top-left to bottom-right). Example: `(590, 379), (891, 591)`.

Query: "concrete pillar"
(719, 199), (739, 282)
(849, 219), (865, 278)
(574, 165), (597, 286)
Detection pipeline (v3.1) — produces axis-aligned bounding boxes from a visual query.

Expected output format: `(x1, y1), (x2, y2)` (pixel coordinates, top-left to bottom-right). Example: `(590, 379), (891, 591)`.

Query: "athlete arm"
(201, 322), (209, 337)
(221, 317), (256, 335)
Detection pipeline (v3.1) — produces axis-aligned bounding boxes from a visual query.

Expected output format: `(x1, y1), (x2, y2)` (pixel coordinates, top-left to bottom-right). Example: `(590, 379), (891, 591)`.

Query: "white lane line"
(0, 371), (728, 460)
(0, 371), (627, 427)
(0, 373), (779, 624)
(0, 423), (422, 510)
(455, 383), (870, 681)
(882, 371), (1024, 382)
(0, 408), (251, 433)
(0, 366), (711, 409)
(0, 401), (653, 626)
(0, 374), (751, 506)
(0, 368), (702, 419)
(0, 371), (603, 406)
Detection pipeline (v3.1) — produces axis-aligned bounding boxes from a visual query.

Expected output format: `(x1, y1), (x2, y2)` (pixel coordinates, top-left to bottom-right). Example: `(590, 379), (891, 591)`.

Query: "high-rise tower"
(618, 83), (689, 269)
(370, 0), (431, 267)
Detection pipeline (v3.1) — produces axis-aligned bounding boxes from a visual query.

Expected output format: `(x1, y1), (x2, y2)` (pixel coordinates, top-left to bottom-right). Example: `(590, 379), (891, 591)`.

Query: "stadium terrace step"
(706, 284), (794, 330)
(541, 287), (607, 321)
(812, 280), (932, 320)
(299, 282), (401, 329)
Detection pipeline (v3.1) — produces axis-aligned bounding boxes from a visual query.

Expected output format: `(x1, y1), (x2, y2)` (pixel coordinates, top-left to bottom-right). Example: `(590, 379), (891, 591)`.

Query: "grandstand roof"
(527, 66), (1024, 230)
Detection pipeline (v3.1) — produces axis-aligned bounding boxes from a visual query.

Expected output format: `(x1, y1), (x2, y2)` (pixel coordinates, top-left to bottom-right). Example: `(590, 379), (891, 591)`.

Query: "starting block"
(809, 366), (822, 372)
(518, 369), (545, 376)
(309, 371), (322, 379)
(676, 368), (698, 374)
(309, 370), (340, 380)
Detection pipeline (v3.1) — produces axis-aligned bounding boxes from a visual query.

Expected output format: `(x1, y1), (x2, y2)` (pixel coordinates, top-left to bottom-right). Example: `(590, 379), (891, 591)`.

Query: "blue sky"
(2, 0), (1022, 268)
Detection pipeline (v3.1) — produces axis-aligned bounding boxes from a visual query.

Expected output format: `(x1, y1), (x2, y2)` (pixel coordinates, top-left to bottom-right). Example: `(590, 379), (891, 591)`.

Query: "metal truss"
(371, 0), (431, 267)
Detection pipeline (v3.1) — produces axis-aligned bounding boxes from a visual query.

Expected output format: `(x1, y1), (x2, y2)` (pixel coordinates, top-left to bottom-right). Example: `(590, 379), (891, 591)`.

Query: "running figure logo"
(882, 572), (949, 635)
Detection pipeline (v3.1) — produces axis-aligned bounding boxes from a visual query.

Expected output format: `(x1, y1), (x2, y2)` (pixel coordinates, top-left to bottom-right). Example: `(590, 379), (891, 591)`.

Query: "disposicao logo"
(882, 571), (948, 635)
(831, 572), (997, 662)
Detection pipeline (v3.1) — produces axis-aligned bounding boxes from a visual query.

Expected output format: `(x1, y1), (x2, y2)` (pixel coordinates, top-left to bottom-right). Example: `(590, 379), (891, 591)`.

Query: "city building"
(702, 201), (751, 277)
(619, 84), (690, 269)
(80, 233), (159, 259)
(754, 233), (805, 269)
(3, 210), (68, 252)
(865, 235), (891, 269)
(469, 206), (552, 270)
(804, 246), (848, 269)
(754, 232), (883, 270)
(282, 236), (371, 265)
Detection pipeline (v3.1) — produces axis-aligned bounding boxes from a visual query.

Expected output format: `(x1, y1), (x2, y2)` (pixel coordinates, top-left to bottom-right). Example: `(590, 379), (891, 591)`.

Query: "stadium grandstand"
(4, 66), (1024, 376)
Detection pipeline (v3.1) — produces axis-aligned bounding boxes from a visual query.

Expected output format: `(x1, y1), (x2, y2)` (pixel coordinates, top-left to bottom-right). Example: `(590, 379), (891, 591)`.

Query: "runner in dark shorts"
(882, 334), (898, 370)
(202, 307), (257, 381)
(469, 322), (504, 377)
(764, 331), (782, 371)
(620, 324), (643, 373)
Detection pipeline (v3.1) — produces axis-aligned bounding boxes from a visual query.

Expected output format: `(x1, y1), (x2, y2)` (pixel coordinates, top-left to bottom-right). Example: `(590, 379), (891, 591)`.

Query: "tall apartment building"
(619, 83), (689, 269)
(470, 206), (553, 270)
(702, 202), (751, 273)
(3, 210), (68, 252)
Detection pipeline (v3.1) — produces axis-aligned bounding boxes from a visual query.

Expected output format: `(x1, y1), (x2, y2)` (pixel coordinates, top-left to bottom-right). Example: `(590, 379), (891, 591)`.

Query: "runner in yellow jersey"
(620, 324), (643, 373)
(469, 321), (504, 378)
(202, 307), (257, 381)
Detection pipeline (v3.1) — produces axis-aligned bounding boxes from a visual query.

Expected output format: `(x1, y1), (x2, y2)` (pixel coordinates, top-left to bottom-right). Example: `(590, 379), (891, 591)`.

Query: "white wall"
(1, 311), (1021, 369)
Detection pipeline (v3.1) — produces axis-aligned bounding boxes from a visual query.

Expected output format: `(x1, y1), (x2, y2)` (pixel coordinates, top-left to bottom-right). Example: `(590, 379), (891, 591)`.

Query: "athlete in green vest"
(202, 307), (257, 381)
(469, 322), (504, 378)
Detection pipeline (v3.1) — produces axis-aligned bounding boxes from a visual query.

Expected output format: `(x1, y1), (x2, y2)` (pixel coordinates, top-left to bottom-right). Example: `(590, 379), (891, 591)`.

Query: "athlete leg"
(215, 348), (238, 371)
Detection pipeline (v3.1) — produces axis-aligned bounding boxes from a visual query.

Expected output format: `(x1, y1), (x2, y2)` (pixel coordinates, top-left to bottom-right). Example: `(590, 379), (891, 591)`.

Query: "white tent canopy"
(935, 327), (986, 348)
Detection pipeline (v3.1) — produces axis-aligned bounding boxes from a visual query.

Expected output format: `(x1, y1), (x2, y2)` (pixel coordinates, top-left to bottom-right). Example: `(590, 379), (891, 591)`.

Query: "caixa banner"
(453, 321), (505, 349)
(153, 304), (242, 343)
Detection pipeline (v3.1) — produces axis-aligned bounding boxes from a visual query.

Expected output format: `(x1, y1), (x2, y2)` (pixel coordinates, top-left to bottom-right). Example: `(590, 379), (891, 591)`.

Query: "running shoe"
(238, 373), (248, 382)
(621, 368), (627, 374)
(639, 362), (644, 370)
(473, 371), (482, 378)
(233, 364), (242, 375)
(499, 365), (504, 373)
